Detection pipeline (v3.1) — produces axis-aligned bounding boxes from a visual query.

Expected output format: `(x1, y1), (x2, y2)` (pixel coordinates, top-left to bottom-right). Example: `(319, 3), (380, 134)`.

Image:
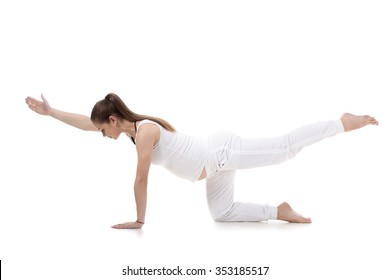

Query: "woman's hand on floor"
(111, 221), (143, 229)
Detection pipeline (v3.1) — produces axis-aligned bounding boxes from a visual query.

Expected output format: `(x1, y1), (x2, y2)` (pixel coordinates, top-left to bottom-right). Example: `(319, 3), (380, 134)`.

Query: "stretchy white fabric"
(136, 120), (208, 182)
(136, 119), (345, 222)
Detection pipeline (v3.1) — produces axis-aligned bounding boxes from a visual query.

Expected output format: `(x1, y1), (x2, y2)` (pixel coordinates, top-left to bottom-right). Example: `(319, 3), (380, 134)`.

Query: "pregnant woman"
(25, 93), (378, 229)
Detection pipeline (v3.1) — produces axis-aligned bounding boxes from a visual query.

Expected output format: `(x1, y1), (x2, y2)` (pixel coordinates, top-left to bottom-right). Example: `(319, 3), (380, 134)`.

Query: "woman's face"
(93, 116), (122, 140)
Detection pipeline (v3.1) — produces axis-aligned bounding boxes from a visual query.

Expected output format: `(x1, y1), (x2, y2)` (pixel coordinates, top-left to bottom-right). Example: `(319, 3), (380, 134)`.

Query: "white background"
(1, 1), (389, 279)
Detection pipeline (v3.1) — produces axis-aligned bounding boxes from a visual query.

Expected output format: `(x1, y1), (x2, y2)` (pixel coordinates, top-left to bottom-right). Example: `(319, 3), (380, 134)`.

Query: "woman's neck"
(121, 119), (137, 137)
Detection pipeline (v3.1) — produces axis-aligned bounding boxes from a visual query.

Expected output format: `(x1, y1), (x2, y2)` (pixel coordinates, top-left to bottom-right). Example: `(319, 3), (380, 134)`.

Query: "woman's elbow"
(134, 177), (148, 187)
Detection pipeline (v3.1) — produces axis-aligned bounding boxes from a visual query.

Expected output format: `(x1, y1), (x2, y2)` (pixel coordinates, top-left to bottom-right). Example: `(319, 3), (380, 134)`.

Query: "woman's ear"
(109, 116), (118, 126)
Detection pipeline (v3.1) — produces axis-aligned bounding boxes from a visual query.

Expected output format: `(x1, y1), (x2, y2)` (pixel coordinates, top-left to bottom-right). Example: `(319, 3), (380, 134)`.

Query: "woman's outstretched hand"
(25, 94), (51, 115)
(111, 221), (143, 229)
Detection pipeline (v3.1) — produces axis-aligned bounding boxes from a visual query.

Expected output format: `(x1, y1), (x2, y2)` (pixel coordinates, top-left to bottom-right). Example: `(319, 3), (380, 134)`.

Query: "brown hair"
(90, 93), (175, 132)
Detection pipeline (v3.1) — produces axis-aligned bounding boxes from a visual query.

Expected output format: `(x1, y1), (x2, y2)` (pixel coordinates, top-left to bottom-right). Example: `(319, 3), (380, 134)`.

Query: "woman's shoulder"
(137, 119), (162, 129)
(135, 120), (161, 146)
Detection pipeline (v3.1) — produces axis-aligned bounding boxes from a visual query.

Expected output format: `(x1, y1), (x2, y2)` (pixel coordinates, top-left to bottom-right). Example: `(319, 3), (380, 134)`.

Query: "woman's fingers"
(111, 222), (142, 229)
(112, 223), (124, 229)
(26, 96), (40, 104)
(25, 98), (37, 111)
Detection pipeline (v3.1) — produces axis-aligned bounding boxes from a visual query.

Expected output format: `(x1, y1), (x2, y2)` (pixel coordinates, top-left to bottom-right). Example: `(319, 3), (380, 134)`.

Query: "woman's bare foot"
(277, 202), (312, 223)
(340, 113), (378, 132)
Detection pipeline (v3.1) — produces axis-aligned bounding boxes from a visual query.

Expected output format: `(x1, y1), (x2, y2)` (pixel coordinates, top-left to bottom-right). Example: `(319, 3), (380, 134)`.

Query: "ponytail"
(91, 93), (175, 132)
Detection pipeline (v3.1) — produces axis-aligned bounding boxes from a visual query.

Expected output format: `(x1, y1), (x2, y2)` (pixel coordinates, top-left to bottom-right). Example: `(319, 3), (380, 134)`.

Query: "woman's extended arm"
(111, 124), (158, 229)
(25, 94), (98, 131)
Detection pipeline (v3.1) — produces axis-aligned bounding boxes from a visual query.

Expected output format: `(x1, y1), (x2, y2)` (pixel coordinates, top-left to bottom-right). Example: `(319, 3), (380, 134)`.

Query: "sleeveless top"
(135, 120), (208, 182)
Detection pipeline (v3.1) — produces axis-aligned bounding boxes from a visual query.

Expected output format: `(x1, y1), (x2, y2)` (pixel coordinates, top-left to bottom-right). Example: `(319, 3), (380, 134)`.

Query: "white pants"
(205, 120), (345, 222)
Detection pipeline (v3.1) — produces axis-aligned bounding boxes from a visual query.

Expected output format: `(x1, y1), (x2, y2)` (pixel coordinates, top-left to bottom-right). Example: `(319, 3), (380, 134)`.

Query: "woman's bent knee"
(209, 207), (234, 222)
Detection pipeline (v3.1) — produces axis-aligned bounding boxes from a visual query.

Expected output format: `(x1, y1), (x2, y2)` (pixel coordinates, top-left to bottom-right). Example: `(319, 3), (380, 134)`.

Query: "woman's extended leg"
(227, 113), (378, 170)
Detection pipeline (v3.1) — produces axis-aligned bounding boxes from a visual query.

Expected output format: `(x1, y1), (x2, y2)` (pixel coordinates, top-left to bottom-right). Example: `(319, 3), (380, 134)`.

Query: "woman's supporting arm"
(111, 124), (158, 229)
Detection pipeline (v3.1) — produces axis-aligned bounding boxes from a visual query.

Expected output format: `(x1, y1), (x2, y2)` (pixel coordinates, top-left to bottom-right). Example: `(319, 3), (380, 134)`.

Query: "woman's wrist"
(47, 107), (55, 117)
(136, 220), (144, 224)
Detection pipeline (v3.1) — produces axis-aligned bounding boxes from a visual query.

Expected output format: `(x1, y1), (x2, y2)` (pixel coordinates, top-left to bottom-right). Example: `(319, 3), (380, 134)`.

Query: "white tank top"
(136, 120), (208, 182)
